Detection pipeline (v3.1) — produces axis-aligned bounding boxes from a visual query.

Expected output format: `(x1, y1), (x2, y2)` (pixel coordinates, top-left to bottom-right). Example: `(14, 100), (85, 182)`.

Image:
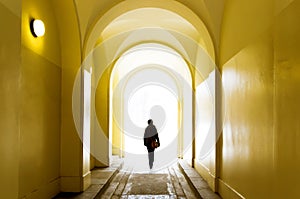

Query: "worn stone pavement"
(97, 164), (198, 199)
(54, 158), (221, 199)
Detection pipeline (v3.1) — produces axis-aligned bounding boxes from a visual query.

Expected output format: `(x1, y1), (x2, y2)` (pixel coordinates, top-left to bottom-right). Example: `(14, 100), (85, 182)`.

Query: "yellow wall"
(112, 120), (123, 155)
(0, 2), (21, 198)
(195, 70), (217, 190)
(111, 69), (123, 155)
(219, 0), (300, 198)
(273, 1), (300, 197)
(106, 68), (124, 156)
(220, 34), (274, 199)
(22, 0), (60, 66)
(95, 67), (111, 139)
(94, 66), (112, 166)
(20, 47), (61, 198)
(0, 0), (64, 197)
(19, 0), (61, 197)
(51, 0), (85, 192)
(219, 0), (274, 66)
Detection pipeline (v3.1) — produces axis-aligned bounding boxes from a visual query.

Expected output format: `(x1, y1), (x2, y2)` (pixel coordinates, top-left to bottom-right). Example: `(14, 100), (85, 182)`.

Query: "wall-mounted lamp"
(30, 19), (45, 37)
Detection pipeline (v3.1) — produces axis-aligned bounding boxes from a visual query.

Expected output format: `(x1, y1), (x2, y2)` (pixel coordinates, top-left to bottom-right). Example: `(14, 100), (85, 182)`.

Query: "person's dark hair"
(147, 119), (152, 124)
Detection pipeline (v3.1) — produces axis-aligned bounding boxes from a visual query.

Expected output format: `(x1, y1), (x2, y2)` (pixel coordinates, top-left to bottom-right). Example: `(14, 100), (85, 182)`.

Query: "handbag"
(151, 139), (159, 148)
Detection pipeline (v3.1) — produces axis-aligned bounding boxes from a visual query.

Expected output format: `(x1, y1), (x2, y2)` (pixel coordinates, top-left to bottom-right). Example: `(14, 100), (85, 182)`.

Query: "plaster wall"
(0, 2), (21, 198)
(219, 1), (300, 198)
(19, 0), (61, 197)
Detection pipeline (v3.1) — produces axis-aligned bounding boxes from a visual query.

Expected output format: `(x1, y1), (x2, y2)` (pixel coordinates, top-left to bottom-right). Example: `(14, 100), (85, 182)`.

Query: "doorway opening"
(109, 43), (192, 171)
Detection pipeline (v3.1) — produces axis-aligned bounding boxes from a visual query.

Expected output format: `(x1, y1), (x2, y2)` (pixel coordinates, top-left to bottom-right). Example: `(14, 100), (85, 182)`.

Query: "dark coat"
(144, 124), (160, 152)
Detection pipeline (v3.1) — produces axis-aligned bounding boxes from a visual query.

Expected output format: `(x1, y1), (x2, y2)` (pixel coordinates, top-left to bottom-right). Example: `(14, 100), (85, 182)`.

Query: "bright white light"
(83, 70), (91, 173)
(115, 44), (191, 86)
(32, 19), (45, 37)
(125, 84), (178, 154)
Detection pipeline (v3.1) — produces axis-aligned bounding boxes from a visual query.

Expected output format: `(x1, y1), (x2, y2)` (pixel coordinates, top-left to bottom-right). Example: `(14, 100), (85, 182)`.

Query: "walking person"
(144, 119), (160, 169)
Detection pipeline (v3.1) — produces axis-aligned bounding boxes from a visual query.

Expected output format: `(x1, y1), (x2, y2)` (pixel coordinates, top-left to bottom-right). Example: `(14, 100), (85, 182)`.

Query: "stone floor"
(97, 164), (198, 199)
(53, 158), (123, 199)
(53, 159), (221, 199)
(178, 160), (221, 199)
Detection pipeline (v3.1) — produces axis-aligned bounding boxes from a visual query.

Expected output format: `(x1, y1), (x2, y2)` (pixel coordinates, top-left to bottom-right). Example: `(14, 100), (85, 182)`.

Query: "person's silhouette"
(144, 119), (160, 169)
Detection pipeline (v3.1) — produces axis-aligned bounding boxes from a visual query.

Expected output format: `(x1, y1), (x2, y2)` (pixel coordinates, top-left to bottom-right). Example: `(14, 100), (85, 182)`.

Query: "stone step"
(178, 160), (222, 199)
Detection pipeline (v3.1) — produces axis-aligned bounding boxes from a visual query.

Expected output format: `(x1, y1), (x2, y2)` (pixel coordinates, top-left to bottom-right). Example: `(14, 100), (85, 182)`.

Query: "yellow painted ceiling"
(101, 8), (199, 42)
(71, 0), (297, 66)
(74, 0), (224, 48)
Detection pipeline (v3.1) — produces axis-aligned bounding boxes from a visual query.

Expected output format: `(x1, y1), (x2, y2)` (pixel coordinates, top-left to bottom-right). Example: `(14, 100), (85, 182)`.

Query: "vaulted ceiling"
(51, 0), (298, 67)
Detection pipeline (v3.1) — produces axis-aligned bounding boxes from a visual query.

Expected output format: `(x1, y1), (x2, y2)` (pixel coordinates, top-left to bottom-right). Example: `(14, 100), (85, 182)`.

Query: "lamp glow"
(30, 19), (45, 37)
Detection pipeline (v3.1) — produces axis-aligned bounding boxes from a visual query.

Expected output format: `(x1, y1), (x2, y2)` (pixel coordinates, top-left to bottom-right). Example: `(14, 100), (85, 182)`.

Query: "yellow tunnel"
(0, 0), (300, 198)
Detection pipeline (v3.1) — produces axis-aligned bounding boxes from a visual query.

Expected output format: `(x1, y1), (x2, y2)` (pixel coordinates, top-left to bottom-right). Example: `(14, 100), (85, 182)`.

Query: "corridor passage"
(95, 162), (221, 199)
(54, 159), (221, 199)
(98, 165), (196, 198)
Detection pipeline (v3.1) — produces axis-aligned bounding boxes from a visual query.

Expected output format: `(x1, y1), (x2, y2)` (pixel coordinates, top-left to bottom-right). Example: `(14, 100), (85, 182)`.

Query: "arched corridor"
(109, 43), (193, 172)
(1, 0), (300, 198)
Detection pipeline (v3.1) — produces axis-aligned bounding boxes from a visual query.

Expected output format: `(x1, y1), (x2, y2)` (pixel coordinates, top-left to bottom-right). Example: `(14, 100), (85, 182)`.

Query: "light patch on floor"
(123, 174), (169, 195)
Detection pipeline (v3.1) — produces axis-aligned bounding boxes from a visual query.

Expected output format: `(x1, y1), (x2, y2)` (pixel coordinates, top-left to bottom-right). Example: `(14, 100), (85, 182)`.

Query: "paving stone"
(180, 181), (198, 199)
(92, 171), (114, 178)
(114, 182), (127, 196)
(184, 169), (201, 178)
(127, 195), (171, 199)
(189, 177), (209, 189)
(172, 167), (198, 199)
(85, 184), (103, 192)
(53, 157), (123, 199)
(101, 183), (119, 199)
(198, 188), (222, 199)
(178, 160), (222, 199)
(112, 173), (125, 183)
(55, 159), (221, 199)
(91, 178), (108, 185)
(114, 171), (131, 196)
(168, 168), (186, 197)
(127, 174), (170, 195)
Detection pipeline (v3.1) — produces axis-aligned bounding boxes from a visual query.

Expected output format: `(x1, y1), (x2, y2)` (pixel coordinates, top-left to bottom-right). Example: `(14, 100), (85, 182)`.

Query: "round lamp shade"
(30, 19), (45, 37)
